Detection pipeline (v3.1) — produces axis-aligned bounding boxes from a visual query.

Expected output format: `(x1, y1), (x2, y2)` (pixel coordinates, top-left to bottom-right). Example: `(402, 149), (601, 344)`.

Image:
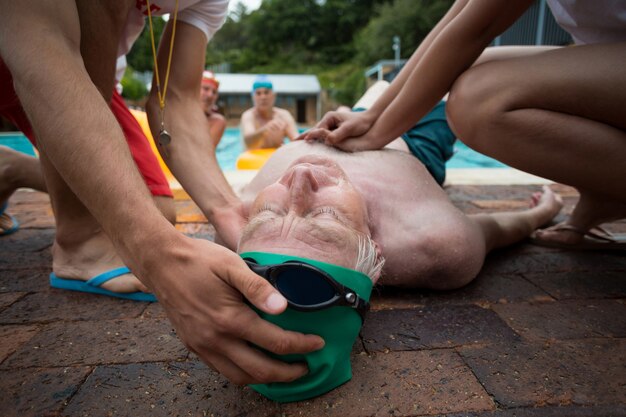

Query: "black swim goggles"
(244, 259), (370, 320)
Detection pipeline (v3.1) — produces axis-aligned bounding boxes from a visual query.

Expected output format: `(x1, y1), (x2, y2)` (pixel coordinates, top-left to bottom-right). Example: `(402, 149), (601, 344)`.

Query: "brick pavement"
(1, 185), (625, 417)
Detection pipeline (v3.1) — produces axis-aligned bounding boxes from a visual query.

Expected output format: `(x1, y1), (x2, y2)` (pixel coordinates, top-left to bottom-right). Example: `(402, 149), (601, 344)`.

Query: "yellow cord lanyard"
(146, 0), (179, 147)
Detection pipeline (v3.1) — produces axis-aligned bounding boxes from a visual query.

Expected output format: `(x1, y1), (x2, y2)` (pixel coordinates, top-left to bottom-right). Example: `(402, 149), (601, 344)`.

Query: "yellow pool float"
(236, 148), (276, 170)
(129, 109), (175, 181)
(131, 109), (275, 173)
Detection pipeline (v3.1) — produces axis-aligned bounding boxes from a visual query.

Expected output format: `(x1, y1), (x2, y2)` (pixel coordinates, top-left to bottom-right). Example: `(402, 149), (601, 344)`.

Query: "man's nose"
(288, 166), (318, 207)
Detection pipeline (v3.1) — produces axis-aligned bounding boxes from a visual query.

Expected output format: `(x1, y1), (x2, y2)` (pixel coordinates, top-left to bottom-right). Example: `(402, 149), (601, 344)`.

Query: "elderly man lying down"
(230, 140), (561, 286)
(215, 83), (561, 287)
(205, 83), (563, 402)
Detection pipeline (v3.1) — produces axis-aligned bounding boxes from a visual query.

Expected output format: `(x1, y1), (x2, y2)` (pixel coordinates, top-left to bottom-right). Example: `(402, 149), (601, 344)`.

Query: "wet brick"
(524, 270), (626, 300)
(372, 271), (549, 311)
(0, 267), (51, 292)
(141, 301), (168, 318)
(0, 324), (39, 363)
(459, 339), (626, 408)
(64, 361), (281, 417)
(493, 299), (626, 340)
(479, 247), (626, 276)
(0, 291), (148, 324)
(1, 318), (187, 369)
(5, 190), (50, 205)
(0, 366), (91, 417)
(361, 305), (519, 352)
(445, 185), (553, 203)
(4, 191), (53, 224)
(0, 227), (54, 253)
(445, 405), (626, 416)
(281, 350), (493, 416)
(0, 291), (26, 311)
(0, 228), (54, 269)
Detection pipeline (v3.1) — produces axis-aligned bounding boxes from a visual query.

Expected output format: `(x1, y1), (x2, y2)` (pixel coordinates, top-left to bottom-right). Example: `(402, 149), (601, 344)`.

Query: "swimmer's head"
(202, 70), (219, 90)
(252, 74), (273, 92)
(201, 71), (219, 112)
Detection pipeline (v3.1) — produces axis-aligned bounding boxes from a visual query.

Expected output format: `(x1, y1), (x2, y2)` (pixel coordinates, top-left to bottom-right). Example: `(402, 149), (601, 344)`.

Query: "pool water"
(217, 128), (507, 170)
(0, 133), (37, 157)
(446, 140), (507, 169)
(0, 129), (507, 171)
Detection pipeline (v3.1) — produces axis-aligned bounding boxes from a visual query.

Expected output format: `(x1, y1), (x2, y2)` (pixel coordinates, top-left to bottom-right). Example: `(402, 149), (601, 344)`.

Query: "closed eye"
(313, 207), (339, 219)
(255, 203), (280, 215)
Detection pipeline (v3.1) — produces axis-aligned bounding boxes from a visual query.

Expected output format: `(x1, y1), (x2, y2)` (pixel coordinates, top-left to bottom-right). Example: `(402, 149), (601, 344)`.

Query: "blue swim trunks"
(400, 101), (455, 185)
(354, 101), (455, 185)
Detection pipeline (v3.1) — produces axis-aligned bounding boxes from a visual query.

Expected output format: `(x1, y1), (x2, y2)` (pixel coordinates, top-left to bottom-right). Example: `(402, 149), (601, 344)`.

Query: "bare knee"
(0, 146), (21, 188)
(447, 64), (514, 152)
(153, 196), (176, 225)
(0, 145), (42, 190)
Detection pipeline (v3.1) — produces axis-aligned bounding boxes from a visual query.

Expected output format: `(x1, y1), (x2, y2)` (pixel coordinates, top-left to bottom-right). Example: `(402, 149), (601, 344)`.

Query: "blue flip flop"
(0, 201), (20, 236)
(50, 266), (157, 302)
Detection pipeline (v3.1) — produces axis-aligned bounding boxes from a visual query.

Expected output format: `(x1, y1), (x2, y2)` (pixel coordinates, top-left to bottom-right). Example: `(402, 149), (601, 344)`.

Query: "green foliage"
(209, 0), (390, 72)
(355, 0), (453, 65)
(128, 0), (452, 105)
(120, 68), (148, 101)
(127, 16), (166, 72)
(317, 63), (367, 107)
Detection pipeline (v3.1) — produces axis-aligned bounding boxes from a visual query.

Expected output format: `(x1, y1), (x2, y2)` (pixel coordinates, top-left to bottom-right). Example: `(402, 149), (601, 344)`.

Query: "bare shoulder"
(275, 107), (295, 119)
(208, 112), (226, 123)
(241, 108), (253, 119)
(378, 202), (485, 289)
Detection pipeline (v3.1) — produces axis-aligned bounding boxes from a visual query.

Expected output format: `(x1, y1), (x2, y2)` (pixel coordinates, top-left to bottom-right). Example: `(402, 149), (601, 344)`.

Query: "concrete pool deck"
(169, 167), (554, 200)
(1, 178), (625, 416)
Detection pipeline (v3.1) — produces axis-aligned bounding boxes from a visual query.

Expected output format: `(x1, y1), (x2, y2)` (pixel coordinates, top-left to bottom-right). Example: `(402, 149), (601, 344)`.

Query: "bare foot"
(534, 188), (626, 245)
(0, 145), (46, 204)
(529, 185), (564, 226)
(52, 230), (150, 293)
(0, 146), (19, 205)
(0, 209), (18, 235)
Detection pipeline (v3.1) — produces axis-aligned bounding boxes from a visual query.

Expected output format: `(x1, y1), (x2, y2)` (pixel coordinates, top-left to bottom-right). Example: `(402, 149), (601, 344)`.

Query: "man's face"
(239, 155), (370, 268)
(253, 87), (275, 111)
(201, 84), (218, 112)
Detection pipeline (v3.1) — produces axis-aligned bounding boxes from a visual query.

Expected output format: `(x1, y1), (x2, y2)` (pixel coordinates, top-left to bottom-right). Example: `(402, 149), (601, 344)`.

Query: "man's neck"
(255, 107), (274, 120)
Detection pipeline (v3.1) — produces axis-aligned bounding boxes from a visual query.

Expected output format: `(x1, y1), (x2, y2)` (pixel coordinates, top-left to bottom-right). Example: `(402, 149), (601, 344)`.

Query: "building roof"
(214, 73), (321, 95)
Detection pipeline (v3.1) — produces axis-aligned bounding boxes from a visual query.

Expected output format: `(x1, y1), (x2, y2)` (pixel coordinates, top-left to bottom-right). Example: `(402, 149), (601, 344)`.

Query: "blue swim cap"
(252, 75), (273, 92)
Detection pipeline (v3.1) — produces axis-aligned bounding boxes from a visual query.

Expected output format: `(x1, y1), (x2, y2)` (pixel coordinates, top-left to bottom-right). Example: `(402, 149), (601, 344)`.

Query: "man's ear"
(367, 238), (384, 284)
(360, 237), (385, 284)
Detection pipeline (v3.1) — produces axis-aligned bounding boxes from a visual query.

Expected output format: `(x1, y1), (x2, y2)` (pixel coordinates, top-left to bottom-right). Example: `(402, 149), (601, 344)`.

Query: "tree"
(354, 0), (453, 66)
(127, 16), (166, 72)
(125, 0), (453, 106)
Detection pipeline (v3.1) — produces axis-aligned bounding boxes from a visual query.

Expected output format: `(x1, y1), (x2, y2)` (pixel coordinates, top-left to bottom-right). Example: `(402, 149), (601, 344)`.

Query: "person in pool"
(200, 70), (226, 148)
(240, 75), (299, 150)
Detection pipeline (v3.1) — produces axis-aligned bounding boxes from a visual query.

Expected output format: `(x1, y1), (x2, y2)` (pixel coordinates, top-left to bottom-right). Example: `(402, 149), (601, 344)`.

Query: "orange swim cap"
(202, 70), (219, 89)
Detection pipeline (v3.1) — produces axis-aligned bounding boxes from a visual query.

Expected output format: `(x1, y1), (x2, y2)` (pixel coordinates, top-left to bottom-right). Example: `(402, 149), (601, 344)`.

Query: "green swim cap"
(241, 251), (372, 403)
(252, 75), (273, 91)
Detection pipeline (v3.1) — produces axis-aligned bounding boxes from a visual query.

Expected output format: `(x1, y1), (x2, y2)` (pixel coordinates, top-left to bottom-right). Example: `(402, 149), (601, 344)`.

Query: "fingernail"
(315, 337), (326, 349)
(265, 292), (286, 311)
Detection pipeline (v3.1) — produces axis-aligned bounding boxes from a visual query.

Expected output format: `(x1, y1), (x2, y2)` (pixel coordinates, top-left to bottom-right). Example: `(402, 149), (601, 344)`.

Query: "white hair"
(354, 233), (384, 282)
(236, 222), (385, 282)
